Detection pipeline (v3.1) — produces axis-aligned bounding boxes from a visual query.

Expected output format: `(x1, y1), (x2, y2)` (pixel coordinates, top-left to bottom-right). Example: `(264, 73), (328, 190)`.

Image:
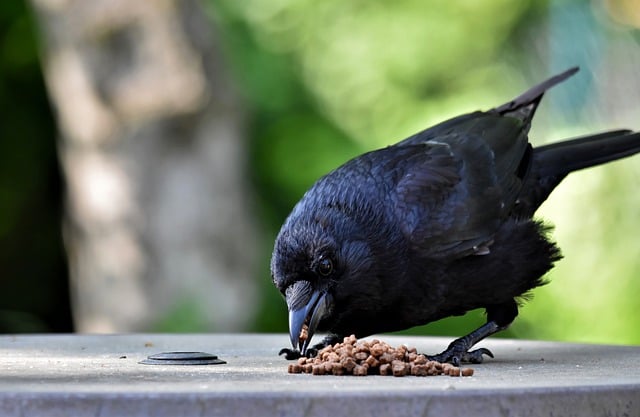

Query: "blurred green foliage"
(209, 0), (640, 344)
(0, 1), (71, 332)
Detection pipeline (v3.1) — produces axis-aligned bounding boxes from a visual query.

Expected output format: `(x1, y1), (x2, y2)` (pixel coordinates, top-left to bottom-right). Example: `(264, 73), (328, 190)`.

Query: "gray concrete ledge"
(0, 334), (638, 416)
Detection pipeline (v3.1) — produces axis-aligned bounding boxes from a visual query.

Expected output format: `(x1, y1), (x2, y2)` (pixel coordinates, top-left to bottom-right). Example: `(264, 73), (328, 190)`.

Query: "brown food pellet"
(391, 360), (409, 377)
(341, 357), (357, 372)
(327, 352), (340, 362)
(353, 364), (368, 376)
(288, 363), (302, 374)
(411, 364), (429, 376)
(448, 366), (461, 377)
(370, 344), (385, 357)
(286, 335), (476, 377)
(379, 352), (395, 365)
(299, 324), (308, 342)
(379, 363), (392, 376)
(413, 354), (427, 365)
(332, 365), (345, 376)
(365, 355), (380, 368)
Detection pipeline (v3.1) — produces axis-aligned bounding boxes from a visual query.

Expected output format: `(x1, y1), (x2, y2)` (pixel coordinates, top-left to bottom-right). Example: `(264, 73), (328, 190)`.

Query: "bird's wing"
(351, 69), (580, 259)
(387, 112), (532, 259)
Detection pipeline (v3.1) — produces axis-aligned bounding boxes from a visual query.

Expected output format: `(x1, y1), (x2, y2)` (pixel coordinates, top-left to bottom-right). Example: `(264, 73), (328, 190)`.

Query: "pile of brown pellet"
(287, 335), (474, 377)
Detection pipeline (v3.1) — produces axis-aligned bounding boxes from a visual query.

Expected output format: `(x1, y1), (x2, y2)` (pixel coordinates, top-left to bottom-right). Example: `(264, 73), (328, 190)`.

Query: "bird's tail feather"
(535, 129), (640, 178)
(514, 129), (640, 218)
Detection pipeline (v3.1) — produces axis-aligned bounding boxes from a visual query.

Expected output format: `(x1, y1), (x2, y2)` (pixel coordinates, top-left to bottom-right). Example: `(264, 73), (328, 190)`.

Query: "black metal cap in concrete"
(139, 351), (226, 365)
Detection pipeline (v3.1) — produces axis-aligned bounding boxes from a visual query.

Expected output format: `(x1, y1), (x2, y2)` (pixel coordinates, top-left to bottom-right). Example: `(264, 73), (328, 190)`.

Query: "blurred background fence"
(0, 0), (639, 343)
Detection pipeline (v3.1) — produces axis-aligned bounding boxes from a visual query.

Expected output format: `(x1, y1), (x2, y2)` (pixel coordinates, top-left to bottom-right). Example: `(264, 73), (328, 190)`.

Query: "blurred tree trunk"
(30, 0), (259, 332)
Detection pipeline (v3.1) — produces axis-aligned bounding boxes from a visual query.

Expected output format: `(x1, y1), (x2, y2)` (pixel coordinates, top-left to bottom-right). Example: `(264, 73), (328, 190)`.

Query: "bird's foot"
(278, 347), (318, 360)
(427, 340), (493, 366)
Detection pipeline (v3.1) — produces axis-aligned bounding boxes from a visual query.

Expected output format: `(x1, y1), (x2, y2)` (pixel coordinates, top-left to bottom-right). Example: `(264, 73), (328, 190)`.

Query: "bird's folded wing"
(388, 120), (530, 259)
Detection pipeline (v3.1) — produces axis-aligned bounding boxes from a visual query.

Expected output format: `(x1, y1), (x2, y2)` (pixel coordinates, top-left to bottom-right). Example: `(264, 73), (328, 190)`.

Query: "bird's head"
(270, 199), (386, 355)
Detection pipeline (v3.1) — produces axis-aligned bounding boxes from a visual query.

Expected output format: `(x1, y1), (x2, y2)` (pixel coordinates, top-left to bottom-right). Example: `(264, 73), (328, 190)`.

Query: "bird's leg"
(428, 301), (517, 365)
(279, 334), (340, 360)
(427, 321), (504, 365)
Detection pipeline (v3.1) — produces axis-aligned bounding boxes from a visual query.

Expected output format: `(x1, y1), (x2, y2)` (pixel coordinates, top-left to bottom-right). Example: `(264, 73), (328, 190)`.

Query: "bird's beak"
(285, 280), (330, 355)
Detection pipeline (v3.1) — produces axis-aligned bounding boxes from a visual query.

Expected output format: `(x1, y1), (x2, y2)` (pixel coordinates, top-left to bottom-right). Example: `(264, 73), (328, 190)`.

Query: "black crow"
(271, 67), (640, 364)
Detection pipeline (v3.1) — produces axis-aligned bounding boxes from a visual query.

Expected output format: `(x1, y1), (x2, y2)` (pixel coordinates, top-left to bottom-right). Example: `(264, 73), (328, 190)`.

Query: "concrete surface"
(0, 333), (638, 416)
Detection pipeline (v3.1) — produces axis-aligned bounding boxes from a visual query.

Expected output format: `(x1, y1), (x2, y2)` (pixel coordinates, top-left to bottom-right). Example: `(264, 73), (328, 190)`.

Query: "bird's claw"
(278, 347), (318, 360)
(279, 348), (301, 360)
(428, 346), (493, 366)
(463, 347), (494, 364)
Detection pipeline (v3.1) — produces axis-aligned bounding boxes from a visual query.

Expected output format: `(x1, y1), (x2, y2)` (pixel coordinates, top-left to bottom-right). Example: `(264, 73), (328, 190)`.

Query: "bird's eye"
(316, 257), (334, 277)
